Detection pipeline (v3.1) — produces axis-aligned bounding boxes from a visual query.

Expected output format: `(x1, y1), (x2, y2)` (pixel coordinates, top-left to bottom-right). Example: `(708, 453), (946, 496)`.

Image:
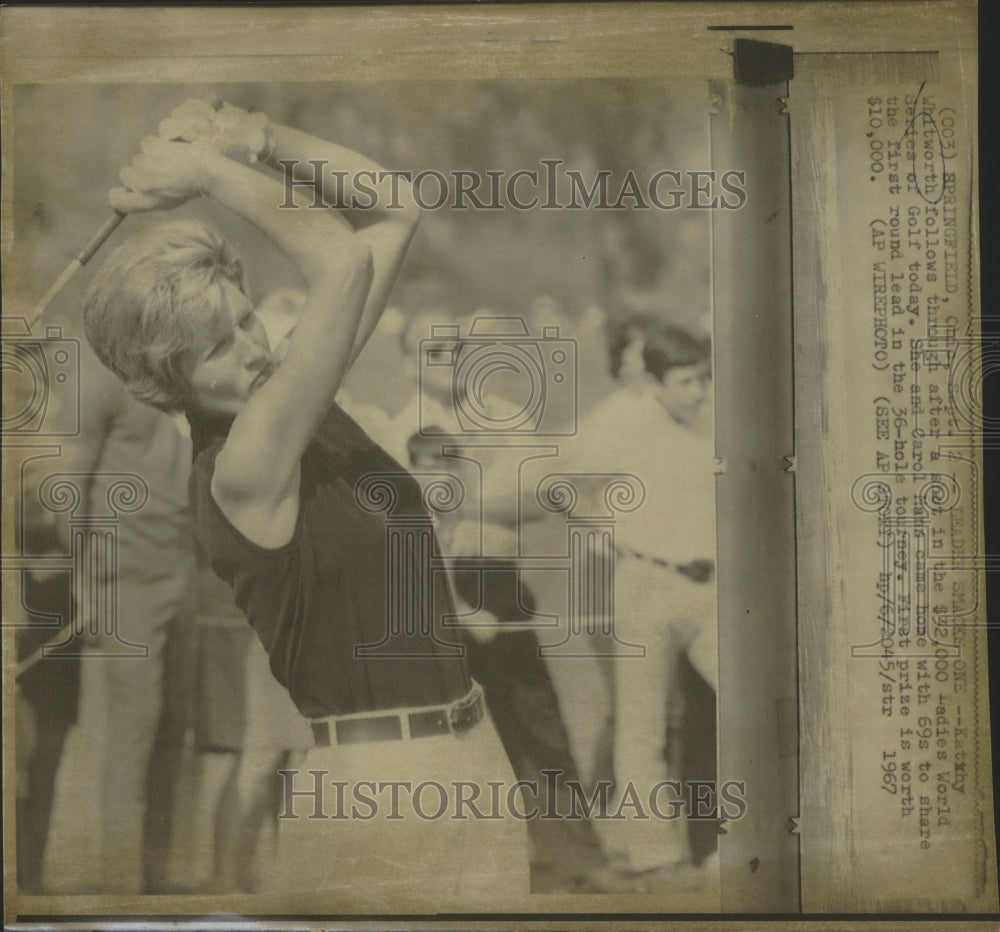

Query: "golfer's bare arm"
(260, 124), (420, 365)
(113, 118), (419, 546)
(110, 153), (368, 546)
(201, 155), (376, 527)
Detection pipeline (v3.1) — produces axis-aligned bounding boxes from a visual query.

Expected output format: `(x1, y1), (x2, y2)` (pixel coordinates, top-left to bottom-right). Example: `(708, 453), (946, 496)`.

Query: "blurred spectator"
(15, 514), (80, 894)
(575, 316), (717, 887)
(170, 545), (310, 893)
(408, 433), (606, 892)
(58, 341), (196, 894)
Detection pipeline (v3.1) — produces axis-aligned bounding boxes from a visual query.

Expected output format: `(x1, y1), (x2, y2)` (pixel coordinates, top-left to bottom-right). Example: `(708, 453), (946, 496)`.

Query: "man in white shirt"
(573, 316), (716, 887)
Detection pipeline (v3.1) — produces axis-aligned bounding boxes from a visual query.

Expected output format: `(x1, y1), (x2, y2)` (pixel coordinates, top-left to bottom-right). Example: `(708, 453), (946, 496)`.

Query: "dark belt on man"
(615, 547), (715, 584)
(310, 682), (485, 748)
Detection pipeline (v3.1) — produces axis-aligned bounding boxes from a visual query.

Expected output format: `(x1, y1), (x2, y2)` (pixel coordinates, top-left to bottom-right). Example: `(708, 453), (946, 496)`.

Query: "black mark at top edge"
(708, 25), (795, 31)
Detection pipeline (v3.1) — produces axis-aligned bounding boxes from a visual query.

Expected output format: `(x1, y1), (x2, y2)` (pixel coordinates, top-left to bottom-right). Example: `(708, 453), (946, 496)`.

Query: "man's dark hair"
(643, 324), (710, 382)
(607, 313), (710, 381)
(607, 313), (660, 379)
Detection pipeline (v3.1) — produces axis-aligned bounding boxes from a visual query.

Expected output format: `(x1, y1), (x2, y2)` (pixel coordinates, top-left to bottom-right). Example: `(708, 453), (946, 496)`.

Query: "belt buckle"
(447, 687), (482, 735)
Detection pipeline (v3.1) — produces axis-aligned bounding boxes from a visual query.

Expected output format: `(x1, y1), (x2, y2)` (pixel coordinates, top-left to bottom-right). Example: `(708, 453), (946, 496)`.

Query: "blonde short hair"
(84, 219), (247, 412)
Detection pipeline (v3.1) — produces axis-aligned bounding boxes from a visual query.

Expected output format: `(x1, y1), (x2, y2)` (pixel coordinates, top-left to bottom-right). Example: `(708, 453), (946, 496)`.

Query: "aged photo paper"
(1, 2), (993, 929)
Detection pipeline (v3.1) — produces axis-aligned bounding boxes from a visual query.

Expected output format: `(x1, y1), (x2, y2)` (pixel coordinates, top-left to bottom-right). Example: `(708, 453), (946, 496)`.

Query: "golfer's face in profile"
(188, 278), (273, 415)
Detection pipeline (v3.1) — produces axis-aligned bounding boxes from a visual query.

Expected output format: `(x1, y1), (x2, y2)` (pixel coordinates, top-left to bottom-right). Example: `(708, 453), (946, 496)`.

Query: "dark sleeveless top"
(189, 403), (470, 719)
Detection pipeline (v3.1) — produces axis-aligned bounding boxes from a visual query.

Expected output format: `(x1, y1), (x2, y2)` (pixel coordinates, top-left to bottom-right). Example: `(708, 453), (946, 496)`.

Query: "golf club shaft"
(29, 211), (125, 326)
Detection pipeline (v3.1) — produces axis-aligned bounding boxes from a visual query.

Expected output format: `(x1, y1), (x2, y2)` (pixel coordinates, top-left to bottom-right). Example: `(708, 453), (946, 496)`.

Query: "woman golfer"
(83, 100), (528, 904)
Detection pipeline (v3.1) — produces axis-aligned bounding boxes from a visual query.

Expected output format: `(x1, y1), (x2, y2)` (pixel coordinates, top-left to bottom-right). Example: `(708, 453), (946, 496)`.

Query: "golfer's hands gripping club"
(111, 135), (227, 213)
(158, 98), (273, 165)
(111, 98), (273, 213)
